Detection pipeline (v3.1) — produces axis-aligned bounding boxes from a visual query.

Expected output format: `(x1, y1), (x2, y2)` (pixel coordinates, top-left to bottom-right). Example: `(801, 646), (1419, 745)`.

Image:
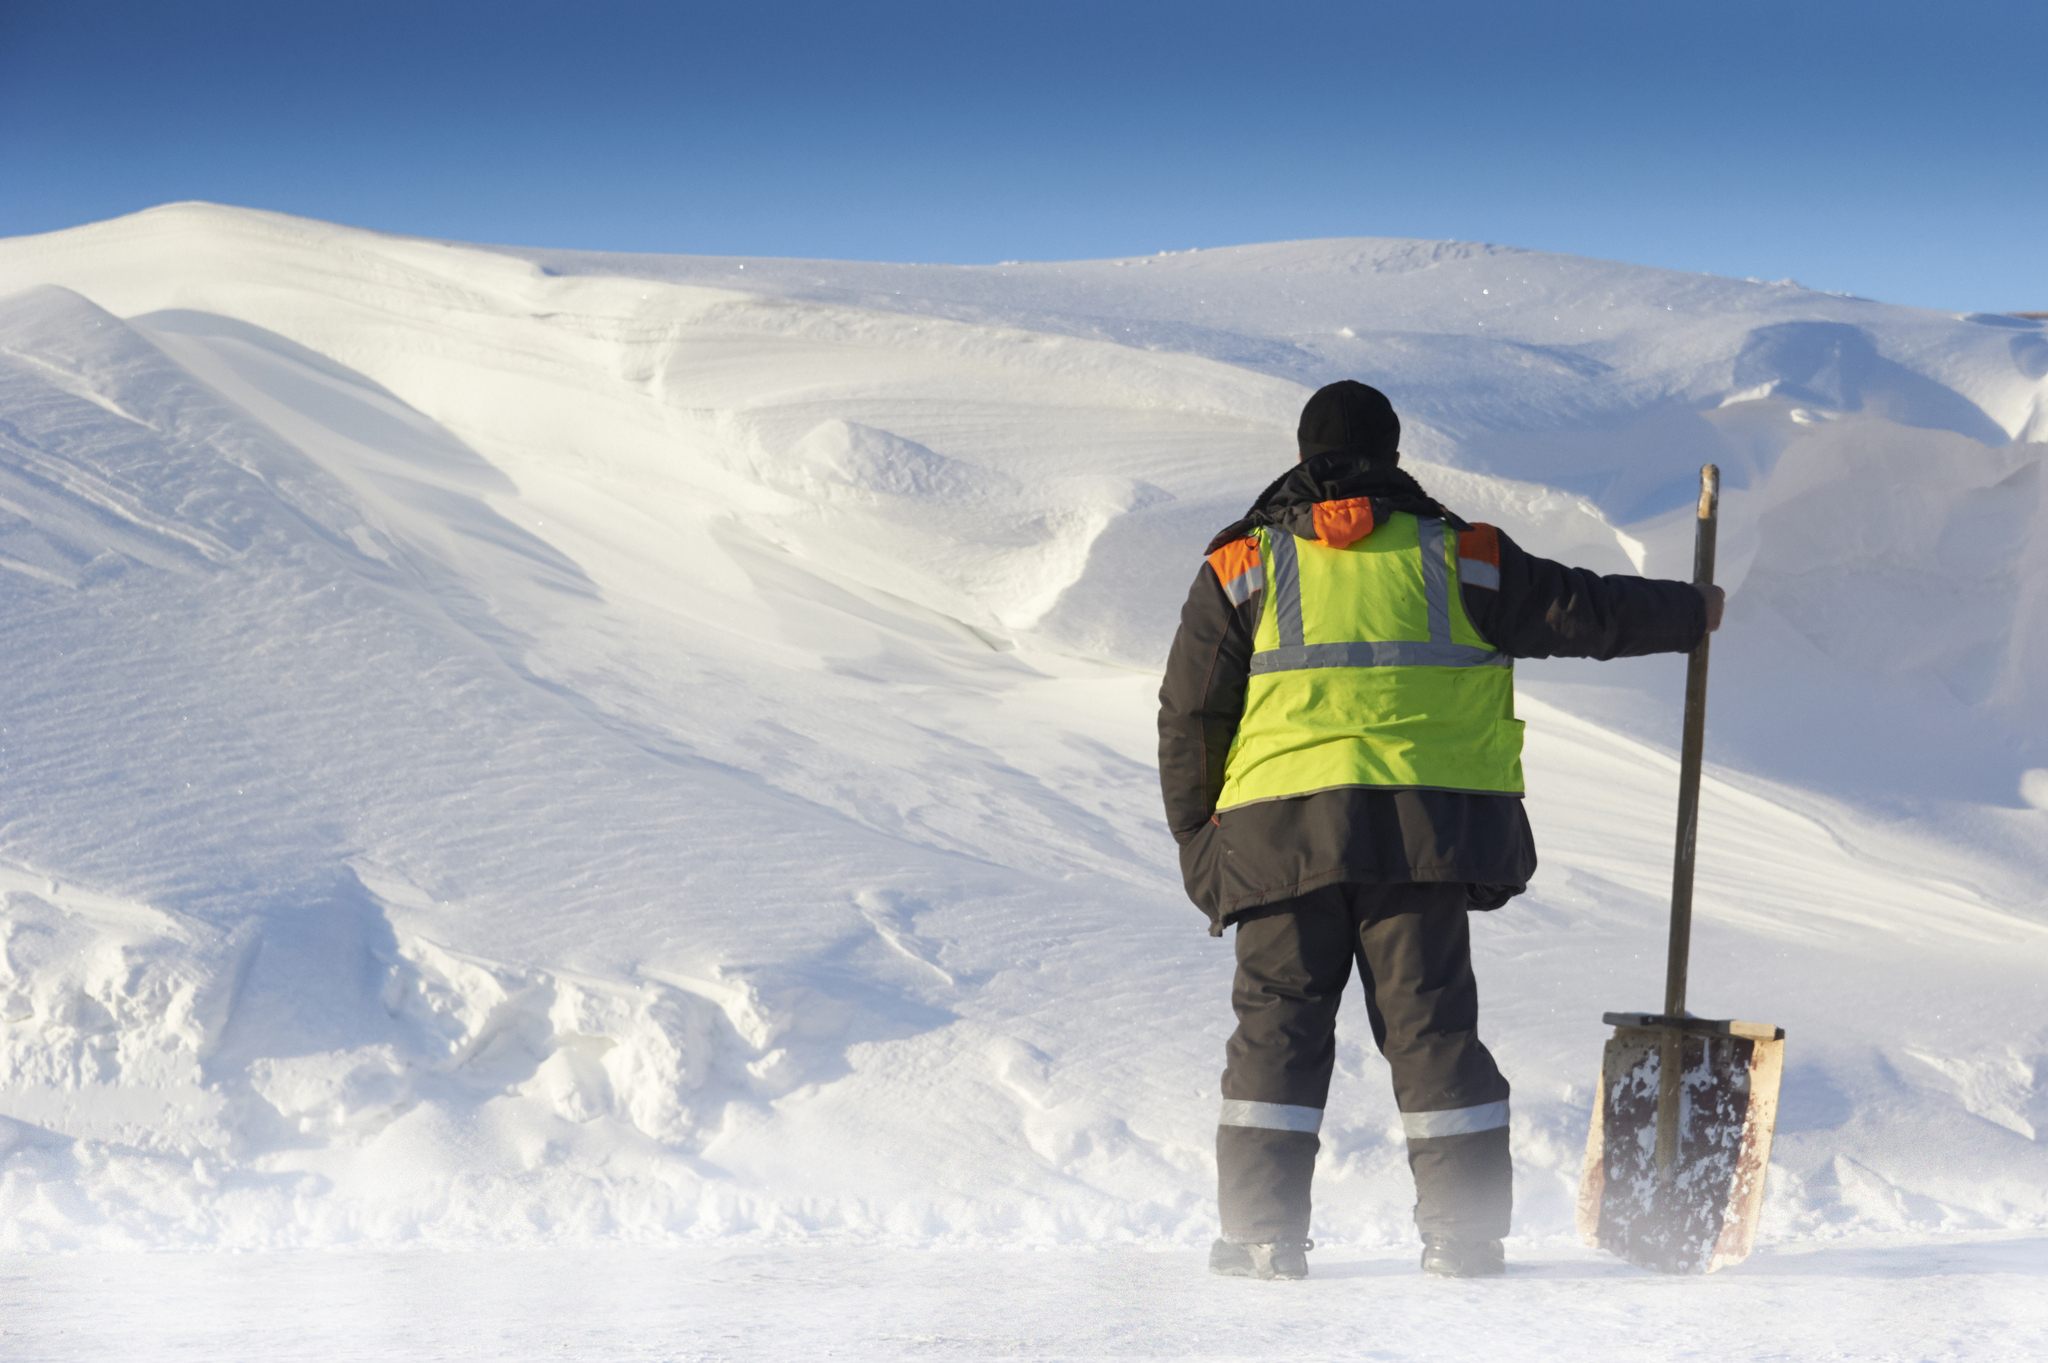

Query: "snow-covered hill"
(0, 203), (2043, 1250)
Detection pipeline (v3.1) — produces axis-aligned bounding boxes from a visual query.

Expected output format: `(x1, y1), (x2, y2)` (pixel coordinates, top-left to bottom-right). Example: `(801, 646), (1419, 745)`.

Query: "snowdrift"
(0, 204), (2043, 1249)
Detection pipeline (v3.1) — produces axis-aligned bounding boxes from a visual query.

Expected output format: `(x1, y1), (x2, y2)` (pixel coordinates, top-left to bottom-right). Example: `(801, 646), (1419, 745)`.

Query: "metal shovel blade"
(1576, 1014), (1784, 1274)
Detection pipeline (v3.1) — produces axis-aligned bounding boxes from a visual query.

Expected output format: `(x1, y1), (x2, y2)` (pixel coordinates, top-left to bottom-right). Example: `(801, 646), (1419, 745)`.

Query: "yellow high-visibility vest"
(1216, 510), (1525, 808)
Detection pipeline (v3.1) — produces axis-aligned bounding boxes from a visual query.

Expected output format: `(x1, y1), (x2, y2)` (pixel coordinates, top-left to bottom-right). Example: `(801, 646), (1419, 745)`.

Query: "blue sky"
(3, 0), (2041, 313)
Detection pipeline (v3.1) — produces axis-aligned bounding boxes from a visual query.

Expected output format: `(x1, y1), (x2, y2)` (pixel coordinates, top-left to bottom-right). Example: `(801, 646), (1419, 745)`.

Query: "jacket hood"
(1204, 451), (1467, 554)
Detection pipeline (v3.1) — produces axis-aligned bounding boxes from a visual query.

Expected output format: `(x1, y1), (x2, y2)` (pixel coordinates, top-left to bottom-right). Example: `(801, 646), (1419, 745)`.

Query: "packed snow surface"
(0, 206), (2045, 1295)
(6, 1236), (2047, 1361)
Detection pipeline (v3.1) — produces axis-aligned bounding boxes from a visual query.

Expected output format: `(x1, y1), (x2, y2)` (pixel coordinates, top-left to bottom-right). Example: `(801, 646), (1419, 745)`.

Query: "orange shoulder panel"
(1457, 523), (1500, 565)
(1206, 536), (1261, 589)
(1311, 497), (1375, 548)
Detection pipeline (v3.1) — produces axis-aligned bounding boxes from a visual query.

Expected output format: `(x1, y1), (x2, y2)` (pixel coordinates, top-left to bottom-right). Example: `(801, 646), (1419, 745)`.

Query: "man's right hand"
(1698, 584), (1725, 633)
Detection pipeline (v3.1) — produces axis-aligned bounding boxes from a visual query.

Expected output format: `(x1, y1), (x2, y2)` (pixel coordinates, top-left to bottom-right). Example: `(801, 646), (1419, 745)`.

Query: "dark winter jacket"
(1158, 453), (1706, 934)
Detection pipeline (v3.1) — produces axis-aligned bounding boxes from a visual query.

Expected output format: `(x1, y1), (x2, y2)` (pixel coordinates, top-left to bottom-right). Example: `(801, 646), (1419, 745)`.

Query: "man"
(1157, 380), (1722, 1280)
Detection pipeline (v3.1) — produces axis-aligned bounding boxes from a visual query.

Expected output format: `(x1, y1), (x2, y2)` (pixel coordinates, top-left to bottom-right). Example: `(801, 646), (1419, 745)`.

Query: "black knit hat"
(1297, 380), (1400, 463)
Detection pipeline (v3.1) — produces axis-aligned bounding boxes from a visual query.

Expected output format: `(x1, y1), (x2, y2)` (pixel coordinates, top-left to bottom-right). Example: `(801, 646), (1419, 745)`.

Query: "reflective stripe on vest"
(1254, 518), (1505, 671)
(1215, 511), (1525, 807)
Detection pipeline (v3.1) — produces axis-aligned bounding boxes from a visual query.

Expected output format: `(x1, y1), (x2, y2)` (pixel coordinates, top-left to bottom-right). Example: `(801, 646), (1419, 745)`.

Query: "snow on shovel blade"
(1576, 1014), (1784, 1274)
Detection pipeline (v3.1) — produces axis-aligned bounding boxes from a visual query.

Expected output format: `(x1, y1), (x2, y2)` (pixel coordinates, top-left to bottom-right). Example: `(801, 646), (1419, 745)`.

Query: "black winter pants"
(1217, 881), (1512, 1244)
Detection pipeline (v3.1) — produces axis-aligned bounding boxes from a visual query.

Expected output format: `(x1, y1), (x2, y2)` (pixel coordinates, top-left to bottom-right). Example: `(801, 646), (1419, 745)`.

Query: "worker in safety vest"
(1157, 381), (1723, 1280)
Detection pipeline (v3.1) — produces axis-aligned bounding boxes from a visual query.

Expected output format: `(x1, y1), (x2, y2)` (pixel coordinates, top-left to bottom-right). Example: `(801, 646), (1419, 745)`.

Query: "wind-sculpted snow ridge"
(0, 204), (2044, 1249)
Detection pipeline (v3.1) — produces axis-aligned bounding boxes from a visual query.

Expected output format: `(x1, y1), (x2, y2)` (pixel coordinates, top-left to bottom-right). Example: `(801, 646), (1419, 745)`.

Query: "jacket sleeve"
(1458, 524), (1707, 660)
(1157, 544), (1260, 844)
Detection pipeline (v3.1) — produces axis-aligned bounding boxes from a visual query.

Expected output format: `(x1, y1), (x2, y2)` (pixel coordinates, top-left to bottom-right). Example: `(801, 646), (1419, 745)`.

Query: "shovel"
(1574, 464), (1786, 1275)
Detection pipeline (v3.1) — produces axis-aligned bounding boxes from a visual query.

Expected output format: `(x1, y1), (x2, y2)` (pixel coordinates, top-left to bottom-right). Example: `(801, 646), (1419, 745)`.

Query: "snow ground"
(0, 202), (2045, 1351)
(6, 1236), (2046, 1362)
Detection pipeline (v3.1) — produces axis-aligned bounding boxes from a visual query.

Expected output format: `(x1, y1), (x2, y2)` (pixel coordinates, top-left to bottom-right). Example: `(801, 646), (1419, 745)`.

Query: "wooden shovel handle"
(1654, 466), (1719, 1171)
(1664, 465), (1719, 1018)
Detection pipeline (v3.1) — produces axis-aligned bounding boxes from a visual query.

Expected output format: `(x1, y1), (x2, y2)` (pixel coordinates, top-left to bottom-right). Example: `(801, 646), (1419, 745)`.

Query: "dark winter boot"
(1420, 1236), (1505, 1278)
(1209, 1237), (1312, 1280)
